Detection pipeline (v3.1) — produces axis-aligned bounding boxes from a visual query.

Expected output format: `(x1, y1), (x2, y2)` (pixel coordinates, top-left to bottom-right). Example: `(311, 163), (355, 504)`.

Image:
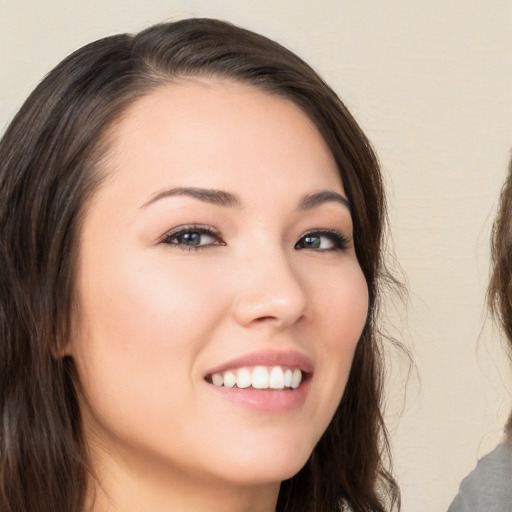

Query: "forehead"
(99, 78), (343, 203)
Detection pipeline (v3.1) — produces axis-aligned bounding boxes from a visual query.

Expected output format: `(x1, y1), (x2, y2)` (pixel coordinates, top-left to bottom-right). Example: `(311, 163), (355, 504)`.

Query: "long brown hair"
(0, 18), (400, 511)
(488, 155), (512, 436)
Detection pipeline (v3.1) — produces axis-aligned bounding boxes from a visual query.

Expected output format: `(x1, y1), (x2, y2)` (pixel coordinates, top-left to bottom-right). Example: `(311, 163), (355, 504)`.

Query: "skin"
(69, 79), (369, 512)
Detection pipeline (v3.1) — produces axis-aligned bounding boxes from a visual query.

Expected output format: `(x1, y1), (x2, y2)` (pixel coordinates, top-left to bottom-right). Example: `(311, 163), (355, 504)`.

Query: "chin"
(207, 438), (313, 486)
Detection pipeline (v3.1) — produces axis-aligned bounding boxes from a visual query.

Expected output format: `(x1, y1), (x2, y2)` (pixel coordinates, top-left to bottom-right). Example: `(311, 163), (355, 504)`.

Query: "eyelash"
(160, 224), (225, 251)
(160, 225), (349, 252)
(294, 229), (350, 252)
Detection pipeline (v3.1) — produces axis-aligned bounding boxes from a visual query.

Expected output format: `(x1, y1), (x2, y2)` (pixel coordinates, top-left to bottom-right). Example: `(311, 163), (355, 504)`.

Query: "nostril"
(254, 315), (276, 323)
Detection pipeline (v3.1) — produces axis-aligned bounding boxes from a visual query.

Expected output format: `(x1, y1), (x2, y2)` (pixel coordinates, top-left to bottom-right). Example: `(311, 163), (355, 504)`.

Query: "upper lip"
(204, 349), (314, 377)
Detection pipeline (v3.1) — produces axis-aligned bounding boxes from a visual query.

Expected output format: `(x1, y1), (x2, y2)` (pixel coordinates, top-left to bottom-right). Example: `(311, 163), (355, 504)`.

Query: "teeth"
(236, 368), (252, 388)
(252, 366), (270, 389)
(283, 369), (292, 387)
(223, 371), (236, 388)
(269, 366), (284, 389)
(212, 373), (224, 387)
(291, 369), (302, 389)
(210, 366), (303, 390)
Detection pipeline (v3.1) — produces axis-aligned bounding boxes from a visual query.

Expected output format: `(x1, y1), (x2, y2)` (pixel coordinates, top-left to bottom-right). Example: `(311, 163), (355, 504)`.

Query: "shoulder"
(447, 443), (512, 512)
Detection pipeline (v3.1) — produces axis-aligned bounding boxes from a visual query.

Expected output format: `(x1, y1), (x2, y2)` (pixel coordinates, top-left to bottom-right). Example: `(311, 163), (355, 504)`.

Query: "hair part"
(0, 18), (399, 511)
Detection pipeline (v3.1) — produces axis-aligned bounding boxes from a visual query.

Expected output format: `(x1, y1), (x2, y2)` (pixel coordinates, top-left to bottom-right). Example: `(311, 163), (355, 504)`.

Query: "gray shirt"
(448, 443), (512, 512)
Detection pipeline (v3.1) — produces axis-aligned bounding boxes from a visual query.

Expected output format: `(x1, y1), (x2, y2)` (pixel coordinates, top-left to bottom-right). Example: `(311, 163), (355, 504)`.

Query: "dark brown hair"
(488, 155), (512, 436)
(0, 18), (399, 511)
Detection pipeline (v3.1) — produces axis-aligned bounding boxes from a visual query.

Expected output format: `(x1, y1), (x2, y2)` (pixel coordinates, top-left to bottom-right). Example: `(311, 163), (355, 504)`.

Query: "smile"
(204, 350), (314, 411)
(207, 366), (303, 390)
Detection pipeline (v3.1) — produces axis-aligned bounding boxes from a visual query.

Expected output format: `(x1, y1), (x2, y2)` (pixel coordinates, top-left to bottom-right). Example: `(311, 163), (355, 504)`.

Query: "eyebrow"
(141, 187), (242, 209)
(298, 190), (351, 212)
(141, 186), (351, 212)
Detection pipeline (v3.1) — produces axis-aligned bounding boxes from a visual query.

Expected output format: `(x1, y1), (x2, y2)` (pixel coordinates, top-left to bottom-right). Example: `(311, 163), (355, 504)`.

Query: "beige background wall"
(1, 1), (511, 510)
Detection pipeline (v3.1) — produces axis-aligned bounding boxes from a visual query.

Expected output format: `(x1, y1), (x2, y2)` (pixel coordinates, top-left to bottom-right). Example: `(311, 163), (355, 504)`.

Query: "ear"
(53, 321), (78, 359)
(52, 337), (73, 359)
(57, 303), (82, 358)
(59, 342), (73, 358)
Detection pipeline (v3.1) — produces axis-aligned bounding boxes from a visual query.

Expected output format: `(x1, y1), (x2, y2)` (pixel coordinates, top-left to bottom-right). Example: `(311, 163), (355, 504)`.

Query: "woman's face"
(70, 79), (369, 491)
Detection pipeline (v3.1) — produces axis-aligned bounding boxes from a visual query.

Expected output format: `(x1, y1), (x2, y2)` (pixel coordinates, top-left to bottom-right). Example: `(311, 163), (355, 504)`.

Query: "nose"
(231, 246), (308, 329)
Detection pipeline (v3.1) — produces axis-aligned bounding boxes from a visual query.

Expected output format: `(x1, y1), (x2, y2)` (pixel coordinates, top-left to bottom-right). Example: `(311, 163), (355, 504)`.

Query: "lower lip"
(207, 379), (311, 413)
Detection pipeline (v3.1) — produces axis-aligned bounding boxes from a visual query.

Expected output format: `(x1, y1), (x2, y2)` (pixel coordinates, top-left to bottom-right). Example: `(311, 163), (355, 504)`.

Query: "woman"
(0, 18), (400, 512)
(447, 158), (512, 512)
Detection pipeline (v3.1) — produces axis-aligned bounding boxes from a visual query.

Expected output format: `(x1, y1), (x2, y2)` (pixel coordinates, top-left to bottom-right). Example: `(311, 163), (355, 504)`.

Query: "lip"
(208, 382), (311, 413)
(204, 349), (313, 413)
(204, 349), (314, 376)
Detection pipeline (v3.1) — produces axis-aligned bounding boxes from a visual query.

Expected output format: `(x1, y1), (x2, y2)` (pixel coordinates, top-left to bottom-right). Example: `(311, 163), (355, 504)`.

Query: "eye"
(295, 229), (349, 251)
(160, 225), (225, 250)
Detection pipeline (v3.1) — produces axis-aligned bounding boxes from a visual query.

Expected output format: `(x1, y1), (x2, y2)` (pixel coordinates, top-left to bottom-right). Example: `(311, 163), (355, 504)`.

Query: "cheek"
(72, 250), (231, 415)
(79, 250), (227, 346)
(318, 263), (369, 351)
(310, 262), (369, 404)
